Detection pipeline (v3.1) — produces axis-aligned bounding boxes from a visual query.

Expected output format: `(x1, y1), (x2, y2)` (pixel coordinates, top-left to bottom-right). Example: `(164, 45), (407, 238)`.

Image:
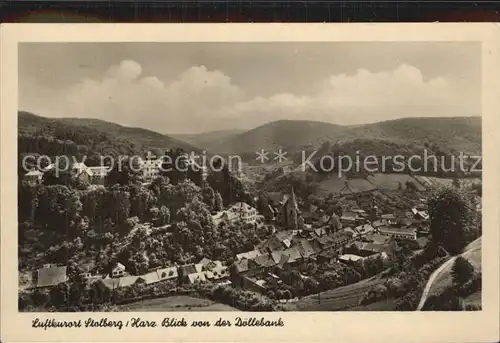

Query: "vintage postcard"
(1, 23), (499, 342)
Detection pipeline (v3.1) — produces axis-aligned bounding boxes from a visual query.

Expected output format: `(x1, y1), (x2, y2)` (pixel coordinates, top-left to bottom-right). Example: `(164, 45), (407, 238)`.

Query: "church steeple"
(290, 186), (298, 210)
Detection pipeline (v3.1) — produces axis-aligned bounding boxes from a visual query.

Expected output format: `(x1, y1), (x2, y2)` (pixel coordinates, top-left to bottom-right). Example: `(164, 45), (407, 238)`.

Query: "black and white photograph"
(15, 39), (484, 314)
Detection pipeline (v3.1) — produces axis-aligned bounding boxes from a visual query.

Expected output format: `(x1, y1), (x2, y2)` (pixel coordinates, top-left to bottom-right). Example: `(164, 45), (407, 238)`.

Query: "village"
(23, 154), (434, 305)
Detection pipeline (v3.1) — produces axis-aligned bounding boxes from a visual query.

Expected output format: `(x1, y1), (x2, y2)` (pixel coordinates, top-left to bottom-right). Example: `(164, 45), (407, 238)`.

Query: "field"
(288, 276), (385, 311)
(117, 296), (239, 312)
(318, 173), (481, 197)
(318, 175), (375, 195)
(427, 237), (482, 297)
(368, 173), (425, 191)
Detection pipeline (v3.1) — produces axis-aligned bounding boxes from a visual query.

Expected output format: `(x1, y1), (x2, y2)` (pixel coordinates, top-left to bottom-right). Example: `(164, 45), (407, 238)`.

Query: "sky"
(19, 42), (481, 134)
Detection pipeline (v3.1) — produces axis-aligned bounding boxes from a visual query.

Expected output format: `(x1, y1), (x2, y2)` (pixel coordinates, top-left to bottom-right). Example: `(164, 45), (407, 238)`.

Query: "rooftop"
(37, 265), (67, 288)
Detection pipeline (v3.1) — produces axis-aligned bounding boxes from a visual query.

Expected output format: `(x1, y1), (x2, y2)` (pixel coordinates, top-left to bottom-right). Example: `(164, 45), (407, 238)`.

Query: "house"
(198, 257), (212, 267)
(180, 263), (206, 284)
(179, 263), (200, 276)
(120, 275), (140, 288)
(348, 242), (387, 257)
(187, 272), (206, 284)
(19, 271), (34, 290)
(233, 259), (250, 274)
(279, 247), (302, 265)
(295, 238), (317, 258)
(87, 166), (109, 185)
(340, 211), (362, 226)
(36, 264), (67, 288)
(156, 266), (179, 281)
(412, 208), (430, 221)
(371, 220), (386, 229)
(317, 248), (338, 263)
(342, 227), (359, 239)
(204, 261), (230, 281)
(315, 230), (350, 252)
(350, 208), (367, 217)
(225, 202), (258, 225)
(111, 263), (126, 278)
(236, 249), (263, 261)
(380, 214), (397, 225)
(259, 231), (295, 253)
(314, 227), (328, 238)
(71, 163), (93, 183)
(24, 170), (43, 185)
(78, 262), (99, 282)
(138, 271), (161, 285)
(250, 253), (279, 269)
(338, 254), (364, 264)
(377, 226), (417, 241)
(354, 224), (375, 237)
(359, 243), (387, 255)
(241, 276), (267, 293)
(139, 156), (163, 181)
(301, 204), (321, 224)
(364, 233), (392, 245)
(101, 277), (121, 290)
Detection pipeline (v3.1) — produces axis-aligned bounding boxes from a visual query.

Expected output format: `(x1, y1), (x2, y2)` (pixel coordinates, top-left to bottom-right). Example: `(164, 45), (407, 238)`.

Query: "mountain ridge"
(205, 116), (482, 156)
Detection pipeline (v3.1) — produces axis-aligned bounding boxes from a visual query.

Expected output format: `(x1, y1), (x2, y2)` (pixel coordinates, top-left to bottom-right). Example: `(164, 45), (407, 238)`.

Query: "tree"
(452, 256), (474, 286)
(427, 187), (480, 255)
(214, 191), (223, 211)
(49, 283), (70, 308)
(202, 185), (216, 211)
(452, 178), (461, 189)
(405, 180), (418, 193)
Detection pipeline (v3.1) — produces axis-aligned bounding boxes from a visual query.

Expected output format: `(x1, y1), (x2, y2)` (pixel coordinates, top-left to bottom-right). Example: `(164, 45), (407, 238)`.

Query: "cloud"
(35, 60), (476, 133)
(221, 64), (469, 127)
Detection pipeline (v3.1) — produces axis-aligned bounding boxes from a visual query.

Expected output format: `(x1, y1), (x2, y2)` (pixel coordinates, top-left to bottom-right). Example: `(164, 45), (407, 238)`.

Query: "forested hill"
(207, 117), (482, 156)
(18, 111), (199, 167)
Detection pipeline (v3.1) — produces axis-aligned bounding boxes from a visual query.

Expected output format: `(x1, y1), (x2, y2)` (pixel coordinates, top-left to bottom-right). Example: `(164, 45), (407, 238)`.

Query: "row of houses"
(28, 257), (230, 291)
(232, 227), (351, 277)
(23, 153), (209, 186)
(100, 257), (230, 290)
(24, 163), (110, 186)
(24, 161), (112, 185)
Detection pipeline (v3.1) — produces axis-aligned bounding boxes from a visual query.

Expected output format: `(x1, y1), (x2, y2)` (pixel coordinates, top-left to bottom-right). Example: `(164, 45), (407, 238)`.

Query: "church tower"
(284, 187), (299, 230)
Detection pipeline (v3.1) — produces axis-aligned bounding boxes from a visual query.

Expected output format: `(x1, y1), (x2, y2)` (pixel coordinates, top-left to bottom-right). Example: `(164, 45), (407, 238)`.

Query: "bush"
(422, 287), (464, 311)
(456, 272), (481, 297)
(464, 304), (481, 311)
(452, 257), (475, 286)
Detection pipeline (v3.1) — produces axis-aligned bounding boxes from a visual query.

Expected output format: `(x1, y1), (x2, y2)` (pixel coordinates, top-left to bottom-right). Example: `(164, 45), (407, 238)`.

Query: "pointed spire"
(290, 186), (298, 210)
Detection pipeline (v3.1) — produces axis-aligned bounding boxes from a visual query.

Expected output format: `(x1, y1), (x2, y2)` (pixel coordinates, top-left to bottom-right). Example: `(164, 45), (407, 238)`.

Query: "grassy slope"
(317, 172), (480, 196)
(287, 275), (385, 311)
(427, 237), (482, 299)
(117, 295), (239, 312)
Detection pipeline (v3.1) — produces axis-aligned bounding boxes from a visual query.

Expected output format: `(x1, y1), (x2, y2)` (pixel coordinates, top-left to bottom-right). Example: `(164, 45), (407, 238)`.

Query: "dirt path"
(416, 256), (457, 311)
(416, 237), (482, 311)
